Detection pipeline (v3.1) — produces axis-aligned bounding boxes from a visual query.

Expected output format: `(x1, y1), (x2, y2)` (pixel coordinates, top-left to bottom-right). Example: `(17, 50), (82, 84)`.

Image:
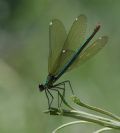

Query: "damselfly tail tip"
(94, 24), (101, 32)
(96, 23), (101, 29)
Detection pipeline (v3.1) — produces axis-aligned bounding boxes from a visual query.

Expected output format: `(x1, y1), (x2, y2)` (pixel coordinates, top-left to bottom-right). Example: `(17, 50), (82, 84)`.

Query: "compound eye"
(39, 84), (45, 92)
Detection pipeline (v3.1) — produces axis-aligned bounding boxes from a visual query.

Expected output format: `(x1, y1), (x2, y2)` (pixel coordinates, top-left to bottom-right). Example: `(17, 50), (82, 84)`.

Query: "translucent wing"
(55, 15), (87, 74)
(68, 36), (108, 70)
(64, 15), (87, 50)
(48, 19), (67, 75)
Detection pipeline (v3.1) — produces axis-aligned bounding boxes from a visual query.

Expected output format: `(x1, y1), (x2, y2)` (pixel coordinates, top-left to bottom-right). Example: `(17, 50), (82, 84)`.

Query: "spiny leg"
(54, 82), (66, 99)
(46, 86), (64, 109)
(50, 87), (60, 108)
(45, 89), (51, 109)
(62, 80), (74, 95)
(50, 87), (65, 108)
(57, 89), (60, 108)
(54, 82), (65, 97)
(46, 89), (54, 109)
(55, 85), (65, 107)
(49, 87), (60, 108)
(54, 80), (74, 95)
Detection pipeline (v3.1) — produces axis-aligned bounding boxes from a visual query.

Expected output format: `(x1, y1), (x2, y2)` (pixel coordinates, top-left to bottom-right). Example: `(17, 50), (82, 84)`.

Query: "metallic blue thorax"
(45, 75), (56, 88)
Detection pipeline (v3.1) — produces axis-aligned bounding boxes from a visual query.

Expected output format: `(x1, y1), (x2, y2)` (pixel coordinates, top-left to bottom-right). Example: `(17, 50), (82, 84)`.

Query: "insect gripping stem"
(55, 25), (101, 81)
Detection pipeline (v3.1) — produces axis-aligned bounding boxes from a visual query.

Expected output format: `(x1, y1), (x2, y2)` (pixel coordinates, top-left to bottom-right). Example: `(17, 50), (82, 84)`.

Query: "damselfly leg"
(45, 80), (74, 109)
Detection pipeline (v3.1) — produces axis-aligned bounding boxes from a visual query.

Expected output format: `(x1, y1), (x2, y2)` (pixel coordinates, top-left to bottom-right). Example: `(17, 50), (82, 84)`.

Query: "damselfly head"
(39, 84), (45, 92)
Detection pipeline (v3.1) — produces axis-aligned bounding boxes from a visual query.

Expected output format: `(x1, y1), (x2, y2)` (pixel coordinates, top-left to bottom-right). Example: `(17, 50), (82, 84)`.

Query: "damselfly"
(39, 15), (108, 109)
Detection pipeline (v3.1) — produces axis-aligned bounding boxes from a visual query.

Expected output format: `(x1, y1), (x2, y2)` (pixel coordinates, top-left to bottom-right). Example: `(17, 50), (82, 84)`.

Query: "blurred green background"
(0, 0), (120, 133)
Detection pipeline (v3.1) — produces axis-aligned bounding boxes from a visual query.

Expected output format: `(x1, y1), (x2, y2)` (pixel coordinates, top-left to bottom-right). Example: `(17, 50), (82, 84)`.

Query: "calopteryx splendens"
(39, 15), (108, 109)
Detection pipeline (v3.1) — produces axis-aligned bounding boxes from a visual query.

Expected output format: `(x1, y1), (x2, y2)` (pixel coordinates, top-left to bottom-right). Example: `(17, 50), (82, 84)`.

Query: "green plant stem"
(93, 127), (112, 133)
(52, 121), (90, 133)
(72, 96), (120, 121)
(47, 108), (120, 130)
(45, 94), (120, 132)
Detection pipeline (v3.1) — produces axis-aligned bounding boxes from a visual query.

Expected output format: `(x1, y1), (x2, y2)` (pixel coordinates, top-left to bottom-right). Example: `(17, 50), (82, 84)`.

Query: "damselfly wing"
(48, 19), (67, 75)
(39, 15), (108, 109)
(68, 36), (108, 71)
